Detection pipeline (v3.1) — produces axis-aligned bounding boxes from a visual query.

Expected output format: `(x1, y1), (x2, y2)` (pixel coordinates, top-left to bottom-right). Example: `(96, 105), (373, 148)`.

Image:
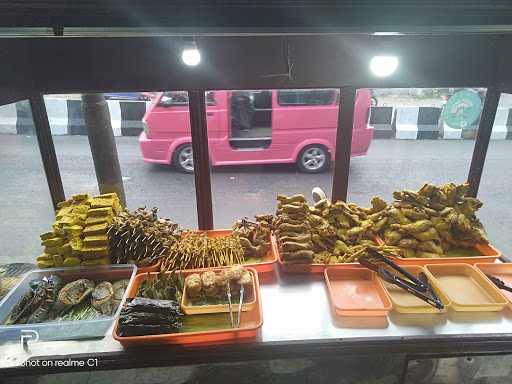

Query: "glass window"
(0, 100), (55, 266)
(160, 91), (216, 106)
(277, 89), (335, 106)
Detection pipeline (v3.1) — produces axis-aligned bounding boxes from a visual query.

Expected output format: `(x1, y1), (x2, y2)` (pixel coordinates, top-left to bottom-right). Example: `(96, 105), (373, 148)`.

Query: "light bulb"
(181, 45), (201, 66)
(369, 56), (399, 77)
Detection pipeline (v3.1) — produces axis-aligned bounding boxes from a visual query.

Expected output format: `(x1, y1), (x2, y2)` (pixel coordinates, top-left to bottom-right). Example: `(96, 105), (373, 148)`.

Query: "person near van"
(231, 91), (254, 132)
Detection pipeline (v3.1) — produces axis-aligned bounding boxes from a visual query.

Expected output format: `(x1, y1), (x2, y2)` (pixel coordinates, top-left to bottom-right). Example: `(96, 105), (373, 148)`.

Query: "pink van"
(139, 89), (373, 173)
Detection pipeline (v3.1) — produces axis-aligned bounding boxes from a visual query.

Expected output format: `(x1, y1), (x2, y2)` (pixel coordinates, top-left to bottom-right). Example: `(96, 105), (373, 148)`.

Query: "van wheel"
(173, 144), (194, 173)
(297, 145), (330, 173)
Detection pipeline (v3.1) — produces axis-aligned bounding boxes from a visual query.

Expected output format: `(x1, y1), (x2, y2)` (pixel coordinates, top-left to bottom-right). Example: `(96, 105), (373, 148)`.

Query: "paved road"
(1, 135), (510, 264)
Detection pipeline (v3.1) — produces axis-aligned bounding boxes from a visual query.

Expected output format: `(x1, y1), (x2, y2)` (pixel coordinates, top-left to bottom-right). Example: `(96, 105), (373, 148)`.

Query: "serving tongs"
(226, 282), (244, 328)
(360, 249), (444, 310)
(486, 274), (512, 293)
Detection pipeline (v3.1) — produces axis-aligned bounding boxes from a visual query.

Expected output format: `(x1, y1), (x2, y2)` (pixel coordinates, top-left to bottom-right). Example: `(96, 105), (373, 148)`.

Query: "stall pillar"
(467, 88), (501, 197)
(82, 93), (126, 206)
(332, 87), (356, 202)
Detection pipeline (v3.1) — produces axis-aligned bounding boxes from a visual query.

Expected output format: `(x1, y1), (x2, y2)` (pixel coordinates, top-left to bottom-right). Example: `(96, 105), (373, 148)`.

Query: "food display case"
(2, 3), (512, 382)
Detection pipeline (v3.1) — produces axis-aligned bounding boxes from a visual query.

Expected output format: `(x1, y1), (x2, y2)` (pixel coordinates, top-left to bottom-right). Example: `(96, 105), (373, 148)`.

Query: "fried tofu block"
(96, 193), (118, 200)
(85, 216), (110, 226)
(88, 207), (113, 217)
(40, 231), (55, 241)
(81, 257), (110, 266)
(41, 237), (64, 248)
(83, 222), (109, 236)
(44, 245), (64, 255)
(72, 193), (90, 201)
(83, 235), (108, 247)
(81, 246), (109, 258)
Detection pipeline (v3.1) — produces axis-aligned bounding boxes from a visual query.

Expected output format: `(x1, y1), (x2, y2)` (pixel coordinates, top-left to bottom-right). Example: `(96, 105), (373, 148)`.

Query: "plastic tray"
(475, 263), (512, 310)
(0, 264), (137, 342)
(181, 268), (257, 315)
(275, 235), (378, 274)
(113, 267), (263, 346)
(324, 267), (392, 317)
(136, 260), (161, 274)
(181, 230), (277, 274)
(377, 235), (501, 266)
(424, 264), (507, 312)
(380, 265), (451, 314)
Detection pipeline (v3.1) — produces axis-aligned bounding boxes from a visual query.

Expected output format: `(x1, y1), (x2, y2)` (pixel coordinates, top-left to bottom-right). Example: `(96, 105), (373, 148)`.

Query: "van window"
(160, 91), (216, 106)
(277, 89), (335, 106)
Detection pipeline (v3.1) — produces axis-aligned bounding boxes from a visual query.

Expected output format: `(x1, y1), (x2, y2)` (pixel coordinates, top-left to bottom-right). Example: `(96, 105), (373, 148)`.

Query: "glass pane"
(0, 100), (54, 268)
(349, 87), (486, 258)
(208, 88), (343, 228)
(45, 92), (198, 227)
(478, 92), (512, 258)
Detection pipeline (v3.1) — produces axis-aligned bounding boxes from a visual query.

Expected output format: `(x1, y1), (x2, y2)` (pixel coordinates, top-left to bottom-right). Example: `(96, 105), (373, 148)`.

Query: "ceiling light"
(369, 55), (399, 77)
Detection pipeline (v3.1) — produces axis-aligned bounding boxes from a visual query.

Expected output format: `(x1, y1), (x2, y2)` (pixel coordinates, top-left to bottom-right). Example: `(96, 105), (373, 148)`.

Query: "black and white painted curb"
(370, 106), (512, 139)
(2, 100), (512, 139)
(0, 98), (149, 136)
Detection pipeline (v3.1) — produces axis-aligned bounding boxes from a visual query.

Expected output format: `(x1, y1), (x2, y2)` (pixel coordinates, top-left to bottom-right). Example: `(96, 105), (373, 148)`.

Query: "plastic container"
(475, 263), (512, 310)
(324, 267), (392, 317)
(182, 230), (277, 274)
(113, 267), (263, 346)
(136, 260), (161, 274)
(0, 264), (137, 342)
(275, 235), (379, 274)
(180, 268), (257, 315)
(425, 264), (507, 312)
(380, 265), (451, 314)
(376, 235), (501, 266)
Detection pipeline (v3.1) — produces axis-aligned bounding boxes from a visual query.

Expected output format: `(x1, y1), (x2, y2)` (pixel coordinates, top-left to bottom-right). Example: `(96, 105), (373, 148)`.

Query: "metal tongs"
(486, 274), (512, 293)
(360, 249), (444, 310)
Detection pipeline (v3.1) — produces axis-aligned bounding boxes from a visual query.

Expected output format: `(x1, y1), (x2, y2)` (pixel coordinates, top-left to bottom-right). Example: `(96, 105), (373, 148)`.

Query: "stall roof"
(1, 1), (512, 33)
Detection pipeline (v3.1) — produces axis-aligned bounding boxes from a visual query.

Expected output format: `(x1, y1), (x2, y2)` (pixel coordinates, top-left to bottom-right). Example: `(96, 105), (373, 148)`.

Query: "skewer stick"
(237, 285), (244, 328)
(226, 282), (234, 328)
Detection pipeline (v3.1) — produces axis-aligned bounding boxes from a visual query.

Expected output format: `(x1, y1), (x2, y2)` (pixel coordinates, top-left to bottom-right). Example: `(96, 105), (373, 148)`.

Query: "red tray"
(113, 267), (263, 346)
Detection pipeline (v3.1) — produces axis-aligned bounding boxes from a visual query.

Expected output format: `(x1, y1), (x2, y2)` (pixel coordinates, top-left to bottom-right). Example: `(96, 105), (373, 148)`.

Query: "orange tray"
(424, 263), (508, 312)
(275, 235), (376, 274)
(376, 235), (501, 266)
(476, 263), (512, 310)
(380, 265), (451, 314)
(112, 267), (263, 346)
(324, 267), (392, 317)
(136, 260), (161, 274)
(177, 229), (277, 274)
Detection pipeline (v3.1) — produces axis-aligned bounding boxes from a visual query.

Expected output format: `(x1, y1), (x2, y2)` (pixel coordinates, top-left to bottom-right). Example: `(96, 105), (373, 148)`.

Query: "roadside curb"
(0, 98), (149, 136)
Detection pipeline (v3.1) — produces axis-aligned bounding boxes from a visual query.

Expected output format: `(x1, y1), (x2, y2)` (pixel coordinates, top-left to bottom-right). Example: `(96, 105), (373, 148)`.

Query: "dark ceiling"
(1, 1), (512, 32)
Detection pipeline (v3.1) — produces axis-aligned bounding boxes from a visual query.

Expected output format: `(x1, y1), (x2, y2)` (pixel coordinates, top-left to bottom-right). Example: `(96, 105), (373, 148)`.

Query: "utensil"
(237, 285), (244, 328)
(486, 274), (512, 293)
(226, 282), (234, 328)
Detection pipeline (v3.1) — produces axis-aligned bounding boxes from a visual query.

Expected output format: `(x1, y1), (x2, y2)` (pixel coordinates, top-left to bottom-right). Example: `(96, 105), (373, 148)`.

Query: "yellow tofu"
(56, 206), (73, 219)
(96, 193), (118, 200)
(63, 257), (81, 267)
(52, 254), (64, 267)
(85, 216), (111, 226)
(61, 242), (72, 257)
(41, 237), (64, 248)
(81, 257), (110, 266)
(40, 231), (55, 241)
(72, 193), (90, 201)
(83, 235), (108, 247)
(71, 205), (90, 215)
(83, 222), (109, 236)
(44, 245), (63, 255)
(90, 198), (115, 209)
(81, 246), (109, 258)
(63, 225), (83, 238)
(36, 254), (52, 262)
(88, 207), (113, 217)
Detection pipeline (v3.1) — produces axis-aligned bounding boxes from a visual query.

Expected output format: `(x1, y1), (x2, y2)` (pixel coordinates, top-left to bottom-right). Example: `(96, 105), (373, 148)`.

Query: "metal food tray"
(0, 264), (137, 343)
